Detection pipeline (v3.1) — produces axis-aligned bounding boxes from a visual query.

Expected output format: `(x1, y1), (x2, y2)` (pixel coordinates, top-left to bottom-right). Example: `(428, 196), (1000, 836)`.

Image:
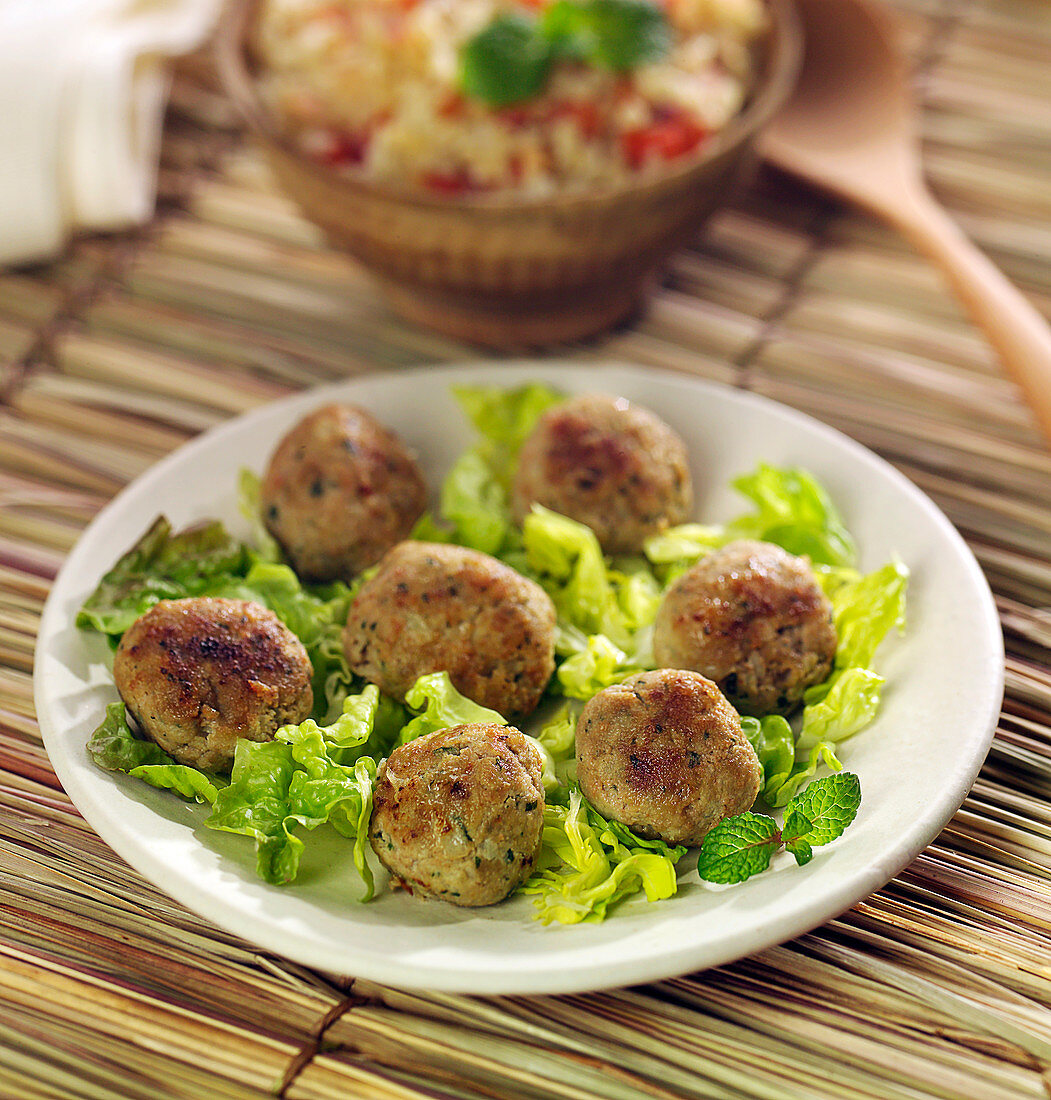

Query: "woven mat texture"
(1, 0), (1049, 1097)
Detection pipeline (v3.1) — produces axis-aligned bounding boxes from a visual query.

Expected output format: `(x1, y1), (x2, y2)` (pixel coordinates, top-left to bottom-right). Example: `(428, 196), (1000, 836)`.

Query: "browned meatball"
(369, 724), (545, 906)
(342, 541), (556, 715)
(261, 403), (427, 582)
(576, 668), (760, 846)
(653, 540), (837, 716)
(511, 393), (692, 555)
(113, 597), (313, 773)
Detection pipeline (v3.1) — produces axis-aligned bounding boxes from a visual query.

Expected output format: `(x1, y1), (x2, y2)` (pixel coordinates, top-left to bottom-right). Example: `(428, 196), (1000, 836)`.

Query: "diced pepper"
(621, 115), (707, 168)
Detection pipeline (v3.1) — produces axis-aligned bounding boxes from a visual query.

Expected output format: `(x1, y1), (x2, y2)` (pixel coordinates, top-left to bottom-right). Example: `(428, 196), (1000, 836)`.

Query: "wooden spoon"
(759, 0), (1051, 443)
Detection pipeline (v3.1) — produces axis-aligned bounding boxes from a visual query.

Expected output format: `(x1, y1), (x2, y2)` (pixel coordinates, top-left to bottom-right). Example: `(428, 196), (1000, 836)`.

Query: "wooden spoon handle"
(890, 187), (1051, 444)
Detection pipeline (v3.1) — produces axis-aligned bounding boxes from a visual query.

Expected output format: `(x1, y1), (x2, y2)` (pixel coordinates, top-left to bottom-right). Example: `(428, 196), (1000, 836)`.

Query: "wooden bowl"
(216, 0), (802, 347)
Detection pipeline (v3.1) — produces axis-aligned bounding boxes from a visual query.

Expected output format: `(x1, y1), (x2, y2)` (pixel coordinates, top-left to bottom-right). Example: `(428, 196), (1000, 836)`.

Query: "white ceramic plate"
(35, 362), (1003, 995)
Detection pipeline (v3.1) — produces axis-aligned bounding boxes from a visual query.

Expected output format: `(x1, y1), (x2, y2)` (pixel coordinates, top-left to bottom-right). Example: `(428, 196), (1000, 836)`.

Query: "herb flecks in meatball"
(652, 539), (838, 716)
(342, 541), (556, 715)
(261, 403), (426, 582)
(369, 724), (545, 907)
(575, 668), (760, 847)
(512, 393), (692, 555)
(113, 597), (313, 773)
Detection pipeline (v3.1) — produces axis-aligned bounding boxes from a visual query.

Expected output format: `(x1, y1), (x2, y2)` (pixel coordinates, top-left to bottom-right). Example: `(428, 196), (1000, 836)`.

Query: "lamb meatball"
(261, 403), (427, 582)
(369, 724), (545, 907)
(113, 597), (313, 773)
(653, 539), (838, 716)
(512, 393), (692, 555)
(343, 541), (556, 715)
(576, 668), (760, 847)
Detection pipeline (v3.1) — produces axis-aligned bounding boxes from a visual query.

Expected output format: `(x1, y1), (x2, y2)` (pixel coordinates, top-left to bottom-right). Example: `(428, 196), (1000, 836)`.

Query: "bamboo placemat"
(3, 0), (1050, 1096)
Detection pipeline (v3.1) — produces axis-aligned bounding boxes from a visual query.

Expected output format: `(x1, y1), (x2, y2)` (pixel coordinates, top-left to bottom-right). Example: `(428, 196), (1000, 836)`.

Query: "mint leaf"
(696, 812), (780, 884)
(542, 0), (671, 71)
(460, 0), (671, 106)
(783, 772), (861, 847)
(766, 740), (843, 809)
(460, 14), (553, 107)
(786, 837), (813, 866)
(699, 775), (861, 885)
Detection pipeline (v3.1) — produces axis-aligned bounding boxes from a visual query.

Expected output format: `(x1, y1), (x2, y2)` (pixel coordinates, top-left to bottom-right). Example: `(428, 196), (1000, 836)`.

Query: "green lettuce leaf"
(205, 740), (303, 884)
(130, 764), (221, 803)
(77, 515), (357, 724)
(205, 734), (377, 894)
(556, 633), (645, 700)
(643, 465), (856, 583)
(787, 559), (908, 776)
(426, 383), (562, 553)
(396, 671), (562, 792)
(237, 467), (281, 563)
(397, 671), (508, 745)
(608, 557), (663, 633)
(439, 448), (510, 555)
(88, 702), (174, 771)
(740, 714), (795, 805)
(274, 682), (401, 768)
(828, 559), (909, 671)
(278, 726), (378, 898)
(535, 705), (576, 762)
(642, 524), (723, 567)
(522, 505), (631, 646)
(520, 788), (684, 923)
(724, 464), (857, 568)
(229, 562), (355, 723)
(87, 702), (223, 802)
(798, 668), (885, 754)
(452, 382), (562, 484)
(77, 517), (252, 636)
(534, 704), (578, 792)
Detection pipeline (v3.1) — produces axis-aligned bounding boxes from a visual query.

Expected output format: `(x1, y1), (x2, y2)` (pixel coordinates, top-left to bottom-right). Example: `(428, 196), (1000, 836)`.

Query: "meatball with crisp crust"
(342, 541), (556, 715)
(113, 597), (313, 773)
(512, 393), (692, 555)
(369, 724), (545, 907)
(576, 668), (760, 847)
(653, 539), (838, 716)
(261, 403), (427, 582)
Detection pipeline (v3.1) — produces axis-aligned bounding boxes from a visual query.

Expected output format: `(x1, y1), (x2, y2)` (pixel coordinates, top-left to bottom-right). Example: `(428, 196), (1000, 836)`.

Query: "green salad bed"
(81, 384), (907, 923)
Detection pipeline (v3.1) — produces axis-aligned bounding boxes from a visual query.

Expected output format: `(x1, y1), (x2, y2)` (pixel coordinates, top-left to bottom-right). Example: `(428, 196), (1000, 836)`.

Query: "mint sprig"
(459, 0), (670, 107)
(460, 14), (554, 108)
(697, 773), (862, 884)
(542, 0), (672, 71)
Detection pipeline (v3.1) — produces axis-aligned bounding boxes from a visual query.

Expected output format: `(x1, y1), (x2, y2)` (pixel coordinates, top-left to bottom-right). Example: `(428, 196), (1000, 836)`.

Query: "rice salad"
(252, 0), (767, 197)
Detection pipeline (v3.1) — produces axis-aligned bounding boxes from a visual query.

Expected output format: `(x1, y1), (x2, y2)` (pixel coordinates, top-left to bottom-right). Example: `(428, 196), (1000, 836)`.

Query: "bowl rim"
(215, 0), (803, 213)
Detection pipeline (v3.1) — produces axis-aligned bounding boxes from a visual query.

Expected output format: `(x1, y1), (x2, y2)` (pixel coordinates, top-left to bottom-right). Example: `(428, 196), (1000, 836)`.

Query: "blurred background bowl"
(217, 0), (801, 348)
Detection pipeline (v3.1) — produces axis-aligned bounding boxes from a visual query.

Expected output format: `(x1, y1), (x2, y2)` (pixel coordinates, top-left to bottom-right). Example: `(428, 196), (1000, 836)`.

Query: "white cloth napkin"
(0, 0), (220, 267)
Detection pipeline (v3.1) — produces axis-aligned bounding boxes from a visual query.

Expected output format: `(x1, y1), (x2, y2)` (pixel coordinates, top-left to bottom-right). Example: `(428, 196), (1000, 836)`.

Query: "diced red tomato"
(439, 92), (466, 119)
(318, 133), (368, 167)
(552, 100), (601, 139)
(499, 105), (535, 130)
(621, 115), (708, 169)
(421, 169), (477, 195)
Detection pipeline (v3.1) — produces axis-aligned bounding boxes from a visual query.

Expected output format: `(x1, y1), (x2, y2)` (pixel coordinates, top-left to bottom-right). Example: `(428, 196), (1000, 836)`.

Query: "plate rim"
(33, 359), (1005, 994)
